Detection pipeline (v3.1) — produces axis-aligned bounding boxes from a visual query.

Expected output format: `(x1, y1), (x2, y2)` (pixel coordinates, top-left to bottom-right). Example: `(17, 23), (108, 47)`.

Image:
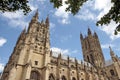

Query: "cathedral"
(1, 11), (120, 80)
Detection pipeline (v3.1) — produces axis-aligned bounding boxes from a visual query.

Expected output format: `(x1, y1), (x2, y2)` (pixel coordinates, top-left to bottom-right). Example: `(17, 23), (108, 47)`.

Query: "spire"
(45, 15), (49, 26)
(88, 28), (92, 35)
(20, 27), (26, 39)
(34, 9), (39, 19)
(109, 46), (115, 57)
(80, 33), (83, 40)
(23, 27), (26, 33)
(94, 31), (98, 38)
(16, 27), (26, 45)
(31, 9), (39, 23)
(109, 46), (119, 62)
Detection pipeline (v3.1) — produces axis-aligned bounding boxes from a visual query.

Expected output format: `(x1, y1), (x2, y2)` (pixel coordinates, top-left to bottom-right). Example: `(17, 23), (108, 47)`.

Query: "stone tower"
(1, 10), (50, 80)
(109, 46), (120, 79)
(80, 28), (105, 69)
(1, 10), (120, 80)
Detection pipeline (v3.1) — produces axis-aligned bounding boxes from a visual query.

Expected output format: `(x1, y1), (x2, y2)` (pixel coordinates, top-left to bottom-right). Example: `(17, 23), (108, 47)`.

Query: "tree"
(50, 0), (120, 35)
(0, 0), (119, 34)
(0, 0), (31, 15)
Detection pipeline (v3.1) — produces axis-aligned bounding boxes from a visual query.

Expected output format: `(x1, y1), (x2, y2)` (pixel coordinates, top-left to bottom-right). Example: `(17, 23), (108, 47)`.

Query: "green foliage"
(50, 0), (87, 15)
(50, 0), (62, 8)
(0, 0), (31, 15)
(0, 0), (119, 35)
(96, 0), (120, 35)
(50, 0), (120, 35)
(65, 0), (87, 15)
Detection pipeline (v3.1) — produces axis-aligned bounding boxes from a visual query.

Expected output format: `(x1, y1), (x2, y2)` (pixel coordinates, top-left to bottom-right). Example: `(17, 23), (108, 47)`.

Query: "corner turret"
(31, 9), (39, 23)
(80, 33), (83, 40)
(94, 31), (98, 38)
(88, 28), (92, 35)
(45, 15), (49, 27)
(109, 46), (119, 62)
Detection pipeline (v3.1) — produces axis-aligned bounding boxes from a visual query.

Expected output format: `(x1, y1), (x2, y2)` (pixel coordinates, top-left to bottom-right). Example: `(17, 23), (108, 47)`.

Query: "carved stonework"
(1, 10), (120, 80)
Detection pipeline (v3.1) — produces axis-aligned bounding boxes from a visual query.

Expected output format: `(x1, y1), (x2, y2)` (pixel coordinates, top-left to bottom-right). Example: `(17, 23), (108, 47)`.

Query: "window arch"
(30, 71), (40, 80)
(87, 55), (90, 62)
(72, 77), (76, 80)
(110, 69), (115, 76)
(49, 73), (55, 80)
(90, 54), (94, 63)
(71, 65), (75, 68)
(61, 75), (67, 80)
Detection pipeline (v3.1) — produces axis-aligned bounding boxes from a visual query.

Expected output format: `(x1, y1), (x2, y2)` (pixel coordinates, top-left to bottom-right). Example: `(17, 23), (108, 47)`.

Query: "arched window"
(90, 54), (94, 63)
(49, 73), (55, 80)
(30, 71), (40, 80)
(61, 75), (67, 80)
(72, 77), (76, 80)
(110, 69), (115, 76)
(87, 55), (90, 62)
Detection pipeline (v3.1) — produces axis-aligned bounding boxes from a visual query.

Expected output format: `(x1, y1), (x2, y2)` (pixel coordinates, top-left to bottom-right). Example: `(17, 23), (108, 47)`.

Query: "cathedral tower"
(1, 10), (120, 80)
(1, 10), (50, 80)
(80, 28), (105, 68)
(109, 46), (120, 79)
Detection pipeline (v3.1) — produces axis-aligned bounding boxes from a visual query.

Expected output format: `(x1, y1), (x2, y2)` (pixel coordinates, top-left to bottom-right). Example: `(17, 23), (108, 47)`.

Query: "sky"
(0, 0), (120, 72)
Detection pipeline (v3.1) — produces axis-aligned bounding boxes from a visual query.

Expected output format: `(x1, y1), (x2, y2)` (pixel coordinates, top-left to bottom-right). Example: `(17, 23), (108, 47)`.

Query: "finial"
(31, 9), (39, 23)
(20, 27), (26, 35)
(34, 9), (39, 19)
(88, 27), (92, 35)
(80, 33), (83, 40)
(109, 46), (115, 57)
(46, 14), (49, 26)
(109, 46), (112, 51)
(94, 31), (98, 38)
(109, 46), (119, 62)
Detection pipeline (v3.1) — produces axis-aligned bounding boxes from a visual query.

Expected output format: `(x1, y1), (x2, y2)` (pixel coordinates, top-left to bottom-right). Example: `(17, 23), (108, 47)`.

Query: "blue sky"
(0, 0), (120, 72)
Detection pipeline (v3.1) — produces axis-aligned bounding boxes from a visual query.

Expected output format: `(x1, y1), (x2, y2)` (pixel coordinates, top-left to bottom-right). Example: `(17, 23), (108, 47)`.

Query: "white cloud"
(51, 47), (69, 55)
(75, 0), (113, 21)
(93, 0), (120, 39)
(101, 44), (114, 49)
(54, 0), (70, 24)
(0, 37), (7, 47)
(0, 63), (4, 72)
(94, 0), (112, 10)
(1, 11), (28, 29)
(60, 35), (72, 42)
(99, 21), (120, 40)
(0, 1), (37, 29)
(95, 0), (113, 20)
(51, 47), (78, 55)
(75, 0), (119, 39)
(2, 11), (23, 19)
(75, 0), (96, 21)
(50, 22), (55, 29)
(75, 9), (96, 21)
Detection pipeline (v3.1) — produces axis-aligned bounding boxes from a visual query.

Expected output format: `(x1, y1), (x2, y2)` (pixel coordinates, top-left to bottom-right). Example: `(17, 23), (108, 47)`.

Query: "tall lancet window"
(61, 75), (67, 80)
(30, 71), (40, 80)
(49, 73), (55, 80)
